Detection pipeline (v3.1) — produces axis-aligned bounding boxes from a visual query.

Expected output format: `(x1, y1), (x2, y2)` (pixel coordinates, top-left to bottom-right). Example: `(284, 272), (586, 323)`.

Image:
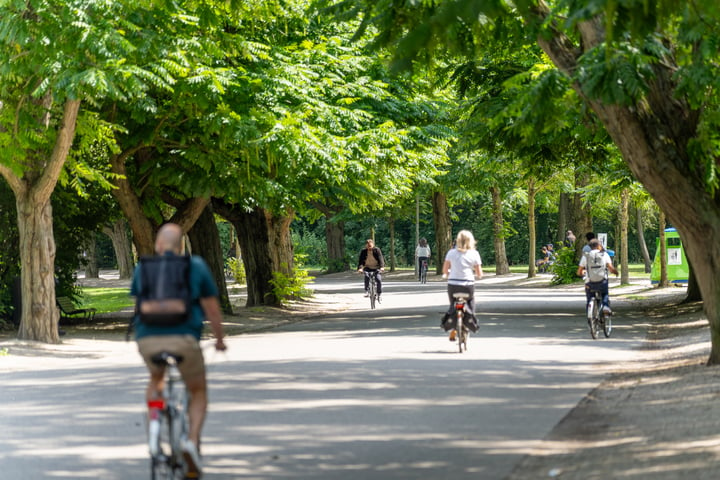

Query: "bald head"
(155, 223), (183, 254)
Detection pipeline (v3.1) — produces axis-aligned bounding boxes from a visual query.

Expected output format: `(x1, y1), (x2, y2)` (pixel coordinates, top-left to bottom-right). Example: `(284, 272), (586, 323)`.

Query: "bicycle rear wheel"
(420, 265), (427, 284)
(602, 309), (612, 337)
(369, 279), (376, 309)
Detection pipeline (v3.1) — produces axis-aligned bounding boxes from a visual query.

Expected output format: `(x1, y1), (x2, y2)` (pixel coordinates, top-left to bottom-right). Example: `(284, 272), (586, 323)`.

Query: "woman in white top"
(442, 230), (483, 338)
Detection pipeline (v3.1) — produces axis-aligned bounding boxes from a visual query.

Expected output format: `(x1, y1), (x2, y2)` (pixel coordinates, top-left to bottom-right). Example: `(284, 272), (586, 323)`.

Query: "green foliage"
(269, 254), (315, 305)
(226, 257), (247, 285)
(551, 247), (582, 285)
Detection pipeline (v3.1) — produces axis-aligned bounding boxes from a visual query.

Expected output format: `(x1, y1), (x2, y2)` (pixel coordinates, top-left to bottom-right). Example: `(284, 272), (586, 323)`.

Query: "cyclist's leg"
(138, 337), (169, 403)
(363, 268), (370, 292)
(600, 280), (611, 311)
(375, 270), (383, 295)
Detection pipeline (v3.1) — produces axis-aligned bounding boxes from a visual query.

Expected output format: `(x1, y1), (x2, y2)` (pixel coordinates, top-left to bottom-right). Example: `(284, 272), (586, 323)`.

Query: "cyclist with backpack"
(131, 223), (226, 478)
(577, 238), (618, 315)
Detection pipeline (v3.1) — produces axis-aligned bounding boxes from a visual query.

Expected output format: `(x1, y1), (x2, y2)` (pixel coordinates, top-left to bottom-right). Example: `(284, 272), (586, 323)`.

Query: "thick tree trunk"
(634, 205), (652, 273)
(573, 167), (593, 259)
(265, 209), (294, 276)
(103, 219), (135, 279)
(619, 189), (629, 284)
(213, 200), (277, 306)
(534, 6), (720, 363)
(16, 197), (60, 343)
(324, 217), (347, 272)
(490, 185), (510, 274)
(0, 99), (81, 343)
(685, 261), (702, 303)
(528, 180), (537, 278)
(187, 206), (232, 314)
(84, 232), (99, 279)
(432, 192), (453, 274)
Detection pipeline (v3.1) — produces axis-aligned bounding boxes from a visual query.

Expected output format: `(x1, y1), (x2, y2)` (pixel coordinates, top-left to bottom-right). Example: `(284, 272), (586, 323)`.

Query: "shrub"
(226, 257), (246, 285)
(269, 254), (314, 305)
(551, 247), (582, 285)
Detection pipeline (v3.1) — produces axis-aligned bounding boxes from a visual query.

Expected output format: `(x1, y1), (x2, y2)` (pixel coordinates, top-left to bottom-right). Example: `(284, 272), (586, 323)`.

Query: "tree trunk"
(324, 217), (347, 273)
(533, 5), (720, 363)
(557, 191), (571, 246)
(0, 99), (81, 343)
(109, 149), (157, 256)
(634, 205), (652, 273)
(432, 191), (453, 274)
(16, 196), (60, 343)
(490, 185), (511, 275)
(103, 218), (135, 279)
(619, 188), (629, 284)
(528, 179), (537, 278)
(84, 232), (99, 279)
(213, 200), (277, 306)
(573, 168), (593, 259)
(187, 205), (232, 314)
(658, 212), (669, 288)
(388, 215), (396, 272)
(265, 208), (294, 276)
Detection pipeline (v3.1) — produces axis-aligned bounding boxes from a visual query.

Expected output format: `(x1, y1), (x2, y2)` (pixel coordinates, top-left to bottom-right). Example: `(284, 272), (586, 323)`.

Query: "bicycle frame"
(364, 270), (380, 309)
(147, 353), (189, 480)
(420, 260), (428, 284)
(453, 292), (470, 353)
(587, 289), (611, 339)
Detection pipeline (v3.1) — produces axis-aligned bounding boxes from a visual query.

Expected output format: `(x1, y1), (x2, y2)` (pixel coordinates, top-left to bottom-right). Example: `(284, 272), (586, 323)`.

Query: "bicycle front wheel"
(369, 281), (376, 309)
(588, 300), (600, 340)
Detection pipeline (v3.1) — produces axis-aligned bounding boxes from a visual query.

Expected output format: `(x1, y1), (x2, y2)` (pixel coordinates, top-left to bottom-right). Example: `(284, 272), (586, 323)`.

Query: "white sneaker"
(603, 306), (612, 315)
(377, 295), (382, 303)
(182, 438), (203, 478)
(364, 291), (370, 297)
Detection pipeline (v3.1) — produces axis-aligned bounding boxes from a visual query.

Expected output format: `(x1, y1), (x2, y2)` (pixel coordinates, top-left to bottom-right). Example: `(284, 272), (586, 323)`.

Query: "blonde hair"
(455, 230), (476, 253)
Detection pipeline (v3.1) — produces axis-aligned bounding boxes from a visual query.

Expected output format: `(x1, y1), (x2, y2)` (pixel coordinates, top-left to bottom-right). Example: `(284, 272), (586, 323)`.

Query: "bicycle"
(451, 292), (471, 353)
(587, 289), (612, 339)
(147, 352), (190, 480)
(420, 260), (428, 284)
(364, 269), (381, 309)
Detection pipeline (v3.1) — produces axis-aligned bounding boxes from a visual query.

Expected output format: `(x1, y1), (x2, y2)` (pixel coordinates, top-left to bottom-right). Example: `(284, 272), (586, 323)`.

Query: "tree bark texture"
(557, 191), (570, 246)
(634, 205), (652, 273)
(572, 169), (593, 260)
(324, 217), (347, 272)
(265, 208), (294, 277)
(213, 200), (277, 306)
(84, 231), (99, 279)
(103, 218), (135, 279)
(1, 99), (82, 343)
(388, 216), (396, 272)
(527, 179), (537, 278)
(619, 189), (629, 284)
(432, 191), (453, 275)
(658, 212), (669, 288)
(187, 205), (232, 314)
(490, 186), (510, 274)
(533, 6), (720, 363)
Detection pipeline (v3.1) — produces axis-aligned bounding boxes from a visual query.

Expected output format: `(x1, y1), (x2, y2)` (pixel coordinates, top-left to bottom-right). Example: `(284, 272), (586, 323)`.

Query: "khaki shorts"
(138, 335), (205, 383)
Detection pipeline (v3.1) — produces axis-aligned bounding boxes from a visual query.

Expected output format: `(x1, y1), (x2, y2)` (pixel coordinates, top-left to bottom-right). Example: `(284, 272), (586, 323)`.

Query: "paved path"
(0, 271), (703, 479)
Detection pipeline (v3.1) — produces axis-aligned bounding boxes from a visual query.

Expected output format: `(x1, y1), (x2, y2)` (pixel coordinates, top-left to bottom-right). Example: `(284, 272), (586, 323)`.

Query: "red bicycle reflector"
(455, 304), (464, 310)
(148, 399), (165, 410)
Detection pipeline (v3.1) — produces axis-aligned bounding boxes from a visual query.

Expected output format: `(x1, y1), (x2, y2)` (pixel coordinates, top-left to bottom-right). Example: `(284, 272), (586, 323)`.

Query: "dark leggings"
(585, 280), (610, 308)
(363, 268), (382, 294)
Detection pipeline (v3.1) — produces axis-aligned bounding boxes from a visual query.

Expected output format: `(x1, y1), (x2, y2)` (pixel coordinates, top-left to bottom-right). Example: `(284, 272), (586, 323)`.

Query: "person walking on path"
(131, 223), (226, 478)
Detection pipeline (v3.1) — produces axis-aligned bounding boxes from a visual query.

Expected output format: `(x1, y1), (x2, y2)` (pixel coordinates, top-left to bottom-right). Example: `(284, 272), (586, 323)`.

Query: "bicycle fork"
(147, 398), (165, 457)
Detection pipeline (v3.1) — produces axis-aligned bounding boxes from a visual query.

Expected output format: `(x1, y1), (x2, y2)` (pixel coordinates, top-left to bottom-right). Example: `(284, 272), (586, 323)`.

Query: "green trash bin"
(650, 228), (689, 284)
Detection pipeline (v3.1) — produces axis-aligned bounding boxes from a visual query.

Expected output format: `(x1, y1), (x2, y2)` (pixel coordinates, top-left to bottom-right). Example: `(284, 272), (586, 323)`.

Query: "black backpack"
(136, 254), (192, 327)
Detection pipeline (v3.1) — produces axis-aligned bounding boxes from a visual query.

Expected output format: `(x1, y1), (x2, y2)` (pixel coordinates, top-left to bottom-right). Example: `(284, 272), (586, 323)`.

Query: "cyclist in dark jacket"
(357, 239), (385, 299)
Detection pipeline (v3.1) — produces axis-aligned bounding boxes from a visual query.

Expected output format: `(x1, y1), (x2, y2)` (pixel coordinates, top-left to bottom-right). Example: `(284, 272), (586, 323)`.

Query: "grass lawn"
(79, 287), (134, 314)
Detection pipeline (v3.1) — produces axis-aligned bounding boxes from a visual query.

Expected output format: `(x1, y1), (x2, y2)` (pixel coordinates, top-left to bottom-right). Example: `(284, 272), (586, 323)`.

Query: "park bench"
(56, 296), (97, 324)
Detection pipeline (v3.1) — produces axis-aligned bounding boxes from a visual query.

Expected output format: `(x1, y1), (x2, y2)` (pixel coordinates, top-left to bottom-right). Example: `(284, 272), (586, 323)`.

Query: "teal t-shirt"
(130, 253), (219, 340)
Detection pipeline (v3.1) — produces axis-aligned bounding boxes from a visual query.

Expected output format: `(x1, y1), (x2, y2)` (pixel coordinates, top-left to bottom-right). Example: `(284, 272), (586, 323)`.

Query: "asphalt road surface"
(0, 273), (651, 479)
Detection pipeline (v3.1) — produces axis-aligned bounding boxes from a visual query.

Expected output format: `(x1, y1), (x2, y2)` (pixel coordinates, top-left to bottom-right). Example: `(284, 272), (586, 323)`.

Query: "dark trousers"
(363, 268), (383, 294)
(585, 280), (610, 308)
(447, 284), (475, 315)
